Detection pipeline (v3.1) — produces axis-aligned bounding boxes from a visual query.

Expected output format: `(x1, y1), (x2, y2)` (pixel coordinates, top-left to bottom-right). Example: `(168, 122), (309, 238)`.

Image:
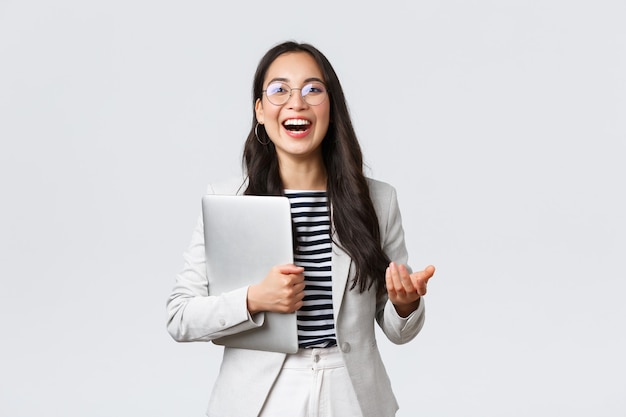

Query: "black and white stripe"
(285, 190), (336, 348)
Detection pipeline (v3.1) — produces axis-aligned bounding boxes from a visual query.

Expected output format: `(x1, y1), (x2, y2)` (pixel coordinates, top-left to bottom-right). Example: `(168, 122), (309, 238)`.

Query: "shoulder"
(365, 177), (401, 223)
(205, 176), (248, 195)
(366, 177), (398, 202)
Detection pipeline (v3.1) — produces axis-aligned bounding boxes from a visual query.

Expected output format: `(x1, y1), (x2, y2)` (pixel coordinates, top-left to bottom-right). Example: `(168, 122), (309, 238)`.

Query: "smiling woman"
(166, 41), (436, 417)
(254, 51), (331, 180)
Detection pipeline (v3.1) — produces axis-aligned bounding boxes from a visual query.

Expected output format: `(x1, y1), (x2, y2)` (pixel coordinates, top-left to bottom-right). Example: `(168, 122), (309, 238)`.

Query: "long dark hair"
(243, 41), (389, 295)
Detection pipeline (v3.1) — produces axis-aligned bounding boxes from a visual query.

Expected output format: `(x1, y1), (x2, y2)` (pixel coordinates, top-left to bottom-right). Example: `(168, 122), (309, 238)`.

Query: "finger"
(410, 266), (435, 296)
(411, 265), (435, 284)
(386, 264), (402, 296)
(293, 281), (306, 294)
(385, 265), (396, 296)
(388, 262), (407, 295)
(278, 264), (305, 274)
(281, 274), (305, 289)
(423, 265), (436, 280)
(397, 264), (418, 294)
(287, 283), (306, 300)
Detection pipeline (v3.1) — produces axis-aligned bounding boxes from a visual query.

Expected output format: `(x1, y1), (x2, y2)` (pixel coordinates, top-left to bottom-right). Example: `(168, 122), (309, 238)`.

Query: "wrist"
(393, 298), (420, 318)
(246, 285), (261, 314)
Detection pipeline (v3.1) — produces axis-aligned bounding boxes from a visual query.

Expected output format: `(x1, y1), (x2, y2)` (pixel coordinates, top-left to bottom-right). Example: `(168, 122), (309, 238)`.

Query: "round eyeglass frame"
(262, 81), (329, 106)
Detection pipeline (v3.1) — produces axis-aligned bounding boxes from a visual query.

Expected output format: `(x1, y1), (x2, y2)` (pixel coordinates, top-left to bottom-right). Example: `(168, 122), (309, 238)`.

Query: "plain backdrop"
(1, 0), (625, 416)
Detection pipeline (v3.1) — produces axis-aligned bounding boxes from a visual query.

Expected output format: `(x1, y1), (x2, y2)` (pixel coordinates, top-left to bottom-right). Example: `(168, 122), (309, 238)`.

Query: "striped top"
(285, 190), (337, 348)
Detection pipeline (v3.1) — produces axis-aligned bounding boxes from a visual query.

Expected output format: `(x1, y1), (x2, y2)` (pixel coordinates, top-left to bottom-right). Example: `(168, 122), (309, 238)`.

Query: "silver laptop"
(201, 194), (298, 353)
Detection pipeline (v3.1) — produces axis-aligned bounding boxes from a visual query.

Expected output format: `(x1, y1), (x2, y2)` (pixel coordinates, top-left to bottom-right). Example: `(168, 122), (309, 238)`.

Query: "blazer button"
(219, 319), (226, 326)
(341, 342), (351, 353)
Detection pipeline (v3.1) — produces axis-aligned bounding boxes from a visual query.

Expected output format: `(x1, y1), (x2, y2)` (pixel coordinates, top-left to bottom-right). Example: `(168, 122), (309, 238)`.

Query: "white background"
(1, 0), (624, 416)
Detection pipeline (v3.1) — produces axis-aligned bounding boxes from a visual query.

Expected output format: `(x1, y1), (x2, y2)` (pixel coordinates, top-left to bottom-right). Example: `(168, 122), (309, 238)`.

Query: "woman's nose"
(285, 88), (308, 109)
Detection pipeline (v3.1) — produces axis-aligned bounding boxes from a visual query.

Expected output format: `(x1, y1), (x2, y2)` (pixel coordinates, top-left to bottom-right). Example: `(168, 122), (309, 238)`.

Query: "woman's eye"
(267, 83), (288, 95)
(303, 83), (324, 94)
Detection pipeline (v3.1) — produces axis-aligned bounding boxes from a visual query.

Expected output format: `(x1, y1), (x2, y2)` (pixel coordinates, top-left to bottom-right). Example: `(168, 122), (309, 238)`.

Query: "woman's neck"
(279, 158), (327, 191)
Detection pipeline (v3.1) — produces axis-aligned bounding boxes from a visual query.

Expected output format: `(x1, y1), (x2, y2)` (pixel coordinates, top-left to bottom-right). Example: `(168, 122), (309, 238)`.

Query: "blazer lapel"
(331, 240), (352, 319)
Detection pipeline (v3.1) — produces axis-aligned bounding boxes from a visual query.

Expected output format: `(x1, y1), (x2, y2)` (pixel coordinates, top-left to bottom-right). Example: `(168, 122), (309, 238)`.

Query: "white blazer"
(166, 177), (426, 417)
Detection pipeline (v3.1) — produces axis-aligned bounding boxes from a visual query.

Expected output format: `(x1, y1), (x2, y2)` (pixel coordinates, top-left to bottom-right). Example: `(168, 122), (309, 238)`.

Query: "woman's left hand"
(386, 262), (436, 317)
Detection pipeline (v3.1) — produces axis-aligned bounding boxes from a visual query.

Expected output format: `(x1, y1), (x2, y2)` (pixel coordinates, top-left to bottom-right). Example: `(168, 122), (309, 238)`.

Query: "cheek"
(256, 99), (283, 125)
(262, 107), (281, 125)
(316, 106), (331, 129)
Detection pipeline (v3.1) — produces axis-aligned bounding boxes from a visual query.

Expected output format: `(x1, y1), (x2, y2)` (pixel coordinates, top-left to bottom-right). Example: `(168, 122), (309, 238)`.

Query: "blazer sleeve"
(166, 182), (265, 342)
(372, 181), (426, 344)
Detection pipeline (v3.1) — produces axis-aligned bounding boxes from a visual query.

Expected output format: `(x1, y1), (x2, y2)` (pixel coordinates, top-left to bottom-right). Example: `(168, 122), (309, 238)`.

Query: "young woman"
(167, 41), (435, 417)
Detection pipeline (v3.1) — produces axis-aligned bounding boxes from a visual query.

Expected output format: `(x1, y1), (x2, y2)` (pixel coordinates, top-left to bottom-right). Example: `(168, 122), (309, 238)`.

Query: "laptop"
(201, 194), (299, 353)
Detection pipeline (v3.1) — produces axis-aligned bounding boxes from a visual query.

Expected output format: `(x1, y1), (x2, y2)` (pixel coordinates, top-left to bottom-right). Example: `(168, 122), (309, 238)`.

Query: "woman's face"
(255, 52), (331, 166)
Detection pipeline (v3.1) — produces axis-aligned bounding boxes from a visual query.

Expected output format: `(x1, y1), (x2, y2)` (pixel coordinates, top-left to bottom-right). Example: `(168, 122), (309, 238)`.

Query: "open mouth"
(282, 119), (311, 132)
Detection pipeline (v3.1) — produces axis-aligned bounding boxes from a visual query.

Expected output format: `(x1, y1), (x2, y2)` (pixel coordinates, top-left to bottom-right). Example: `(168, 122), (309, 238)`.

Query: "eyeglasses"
(262, 81), (328, 106)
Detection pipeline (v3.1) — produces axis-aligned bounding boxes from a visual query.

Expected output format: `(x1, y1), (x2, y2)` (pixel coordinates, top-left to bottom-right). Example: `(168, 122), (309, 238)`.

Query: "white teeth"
(283, 119), (311, 126)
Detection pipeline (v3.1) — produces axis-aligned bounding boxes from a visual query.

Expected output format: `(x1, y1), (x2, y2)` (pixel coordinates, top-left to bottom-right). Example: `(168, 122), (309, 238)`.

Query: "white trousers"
(258, 346), (364, 417)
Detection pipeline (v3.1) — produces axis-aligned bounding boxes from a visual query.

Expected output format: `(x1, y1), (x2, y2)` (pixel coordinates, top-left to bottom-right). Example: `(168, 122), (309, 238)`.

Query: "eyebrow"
(266, 77), (326, 85)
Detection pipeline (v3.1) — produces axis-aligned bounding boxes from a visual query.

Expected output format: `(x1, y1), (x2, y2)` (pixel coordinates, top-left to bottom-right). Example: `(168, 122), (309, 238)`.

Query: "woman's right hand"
(246, 264), (305, 314)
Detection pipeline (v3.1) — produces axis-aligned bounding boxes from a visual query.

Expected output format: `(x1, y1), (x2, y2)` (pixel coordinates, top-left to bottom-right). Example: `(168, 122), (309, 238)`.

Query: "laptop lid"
(201, 194), (298, 353)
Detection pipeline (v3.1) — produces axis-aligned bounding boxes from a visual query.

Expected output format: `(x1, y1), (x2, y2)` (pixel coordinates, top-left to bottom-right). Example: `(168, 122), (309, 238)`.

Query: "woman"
(167, 41), (435, 417)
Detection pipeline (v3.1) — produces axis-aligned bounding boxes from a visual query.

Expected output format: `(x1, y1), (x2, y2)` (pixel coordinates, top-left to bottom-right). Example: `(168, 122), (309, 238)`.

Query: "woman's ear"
(254, 98), (264, 124)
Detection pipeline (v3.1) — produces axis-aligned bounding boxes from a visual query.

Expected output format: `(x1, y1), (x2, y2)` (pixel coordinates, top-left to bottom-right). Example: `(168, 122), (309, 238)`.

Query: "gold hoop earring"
(255, 123), (270, 145)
